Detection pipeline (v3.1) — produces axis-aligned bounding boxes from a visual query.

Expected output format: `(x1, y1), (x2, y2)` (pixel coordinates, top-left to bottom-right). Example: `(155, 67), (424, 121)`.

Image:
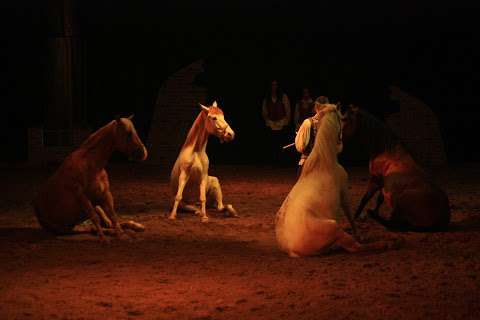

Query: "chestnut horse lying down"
(341, 105), (450, 231)
(275, 105), (398, 257)
(33, 116), (148, 240)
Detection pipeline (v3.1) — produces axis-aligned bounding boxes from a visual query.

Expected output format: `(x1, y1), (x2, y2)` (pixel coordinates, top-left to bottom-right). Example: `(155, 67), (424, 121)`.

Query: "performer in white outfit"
(295, 96), (331, 175)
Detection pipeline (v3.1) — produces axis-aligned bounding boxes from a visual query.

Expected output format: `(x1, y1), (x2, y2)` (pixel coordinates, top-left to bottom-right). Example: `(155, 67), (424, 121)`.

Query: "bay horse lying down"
(169, 101), (238, 222)
(341, 105), (450, 231)
(276, 105), (398, 257)
(33, 116), (148, 240)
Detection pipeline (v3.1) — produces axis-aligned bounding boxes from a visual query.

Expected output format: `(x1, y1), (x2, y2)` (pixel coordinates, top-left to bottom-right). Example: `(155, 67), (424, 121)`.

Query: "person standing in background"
(261, 80), (291, 164)
(293, 87), (315, 130)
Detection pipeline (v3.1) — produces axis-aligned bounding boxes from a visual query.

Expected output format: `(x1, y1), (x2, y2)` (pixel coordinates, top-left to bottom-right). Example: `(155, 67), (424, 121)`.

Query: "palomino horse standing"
(33, 116), (148, 240)
(340, 105), (450, 231)
(169, 101), (237, 222)
(275, 105), (395, 257)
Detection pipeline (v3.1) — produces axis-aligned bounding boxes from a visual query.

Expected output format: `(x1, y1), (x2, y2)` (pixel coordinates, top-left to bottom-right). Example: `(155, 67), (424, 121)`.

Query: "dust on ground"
(1, 164), (479, 320)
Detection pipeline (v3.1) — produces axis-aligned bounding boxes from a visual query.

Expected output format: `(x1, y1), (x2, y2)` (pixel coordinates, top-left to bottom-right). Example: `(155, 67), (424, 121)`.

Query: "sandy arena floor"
(0, 163), (479, 320)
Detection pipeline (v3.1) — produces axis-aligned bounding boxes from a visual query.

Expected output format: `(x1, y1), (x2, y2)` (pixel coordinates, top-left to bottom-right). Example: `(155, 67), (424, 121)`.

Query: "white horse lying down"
(276, 105), (396, 257)
(169, 101), (238, 222)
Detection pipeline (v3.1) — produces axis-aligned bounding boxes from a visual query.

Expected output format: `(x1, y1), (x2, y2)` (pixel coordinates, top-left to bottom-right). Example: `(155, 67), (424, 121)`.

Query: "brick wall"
(386, 86), (447, 168)
(146, 60), (207, 167)
(28, 128), (90, 165)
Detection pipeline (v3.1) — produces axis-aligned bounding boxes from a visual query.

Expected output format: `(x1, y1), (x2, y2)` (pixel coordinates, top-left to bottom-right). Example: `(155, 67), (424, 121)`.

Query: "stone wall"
(386, 86), (447, 168)
(146, 60), (207, 167)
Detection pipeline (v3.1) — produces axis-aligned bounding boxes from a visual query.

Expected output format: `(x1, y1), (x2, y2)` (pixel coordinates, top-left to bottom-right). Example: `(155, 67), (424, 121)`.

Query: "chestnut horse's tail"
(33, 201), (75, 235)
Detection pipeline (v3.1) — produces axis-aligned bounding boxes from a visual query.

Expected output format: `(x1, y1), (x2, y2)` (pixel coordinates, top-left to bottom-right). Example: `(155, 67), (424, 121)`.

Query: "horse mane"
(79, 120), (116, 151)
(182, 111), (208, 150)
(301, 107), (340, 176)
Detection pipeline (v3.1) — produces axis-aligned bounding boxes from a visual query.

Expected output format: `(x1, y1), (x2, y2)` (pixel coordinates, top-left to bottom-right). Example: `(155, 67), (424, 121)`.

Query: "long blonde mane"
(301, 106), (341, 176)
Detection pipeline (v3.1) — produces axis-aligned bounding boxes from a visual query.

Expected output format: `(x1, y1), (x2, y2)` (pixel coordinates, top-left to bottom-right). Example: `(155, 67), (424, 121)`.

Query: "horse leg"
(199, 175), (208, 222)
(95, 206), (112, 228)
(179, 202), (201, 215)
(170, 170), (189, 220)
(100, 190), (126, 238)
(367, 205), (407, 231)
(340, 182), (358, 238)
(77, 192), (107, 241)
(366, 193), (384, 217)
(354, 177), (382, 220)
(335, 229), (400, 252)
(208, 176), (238, 217)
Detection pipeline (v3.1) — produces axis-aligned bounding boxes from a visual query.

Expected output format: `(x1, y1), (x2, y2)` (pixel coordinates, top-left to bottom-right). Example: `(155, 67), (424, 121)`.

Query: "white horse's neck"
(182, 111), (210, 153)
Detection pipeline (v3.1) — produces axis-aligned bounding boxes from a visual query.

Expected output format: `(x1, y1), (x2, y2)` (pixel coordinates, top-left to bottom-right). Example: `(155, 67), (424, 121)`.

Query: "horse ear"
(128, 114), (134, 120)
(114, 114), (121, 123)
(199, 103), (210, 112)
(212, 101), (218, 107)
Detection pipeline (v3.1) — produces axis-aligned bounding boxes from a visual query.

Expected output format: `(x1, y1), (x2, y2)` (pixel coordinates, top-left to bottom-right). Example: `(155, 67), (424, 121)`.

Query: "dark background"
(2, 1), (479, 165)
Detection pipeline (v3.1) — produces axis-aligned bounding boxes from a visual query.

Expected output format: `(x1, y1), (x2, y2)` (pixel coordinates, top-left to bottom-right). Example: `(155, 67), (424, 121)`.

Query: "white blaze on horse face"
(207, 113), (235, 142)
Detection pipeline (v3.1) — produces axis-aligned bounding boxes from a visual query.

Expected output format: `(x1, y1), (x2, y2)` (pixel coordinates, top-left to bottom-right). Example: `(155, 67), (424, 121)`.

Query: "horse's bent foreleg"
(208, 176), (238, 217)
(179, 202), (201, 215)
(340, 183), (357, 238)
(199, 175), (208, 222)
(95, 206), (112, 228)
(372, 193), (385, 214)
(367, 207), (407, 231)
(170, 170), (189, 220)
(355, 176), (382, 220)
(77, 192), (106, 241)
(101, 191), (126, 237)
(335, 229), (399, 252)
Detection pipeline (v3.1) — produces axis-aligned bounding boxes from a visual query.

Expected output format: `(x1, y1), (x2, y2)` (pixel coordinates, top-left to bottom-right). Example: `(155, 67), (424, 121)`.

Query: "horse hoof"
(121, 220), (145, 232)
(226, 204), (239, 217)
(168, 215), (177, 220)
(201, 216), (209, 223)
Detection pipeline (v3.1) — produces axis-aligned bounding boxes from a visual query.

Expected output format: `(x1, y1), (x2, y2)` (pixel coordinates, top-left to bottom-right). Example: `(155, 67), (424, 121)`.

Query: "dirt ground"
(1, 163), (479, 320)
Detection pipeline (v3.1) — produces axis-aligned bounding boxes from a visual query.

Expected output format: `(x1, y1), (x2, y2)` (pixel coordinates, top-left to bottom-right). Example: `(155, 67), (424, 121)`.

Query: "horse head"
(114, 115), (148, 161)
(199, 101), (235, 143)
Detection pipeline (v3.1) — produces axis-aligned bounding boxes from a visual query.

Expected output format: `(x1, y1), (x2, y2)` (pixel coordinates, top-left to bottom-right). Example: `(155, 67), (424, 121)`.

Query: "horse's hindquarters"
(34, 184), (87, 234)
(396, 187), (451, 230)
(276, 209), (339, 257)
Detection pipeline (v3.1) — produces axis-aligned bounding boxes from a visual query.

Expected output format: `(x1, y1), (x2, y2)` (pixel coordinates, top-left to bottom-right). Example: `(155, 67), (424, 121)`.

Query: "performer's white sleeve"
(282, 94), (291, 126)
(295, 119), (311, 153)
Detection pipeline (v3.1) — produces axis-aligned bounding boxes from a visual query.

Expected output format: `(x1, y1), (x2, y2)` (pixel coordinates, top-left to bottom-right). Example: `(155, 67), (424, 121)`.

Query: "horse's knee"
(208, 176), (221, 189)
